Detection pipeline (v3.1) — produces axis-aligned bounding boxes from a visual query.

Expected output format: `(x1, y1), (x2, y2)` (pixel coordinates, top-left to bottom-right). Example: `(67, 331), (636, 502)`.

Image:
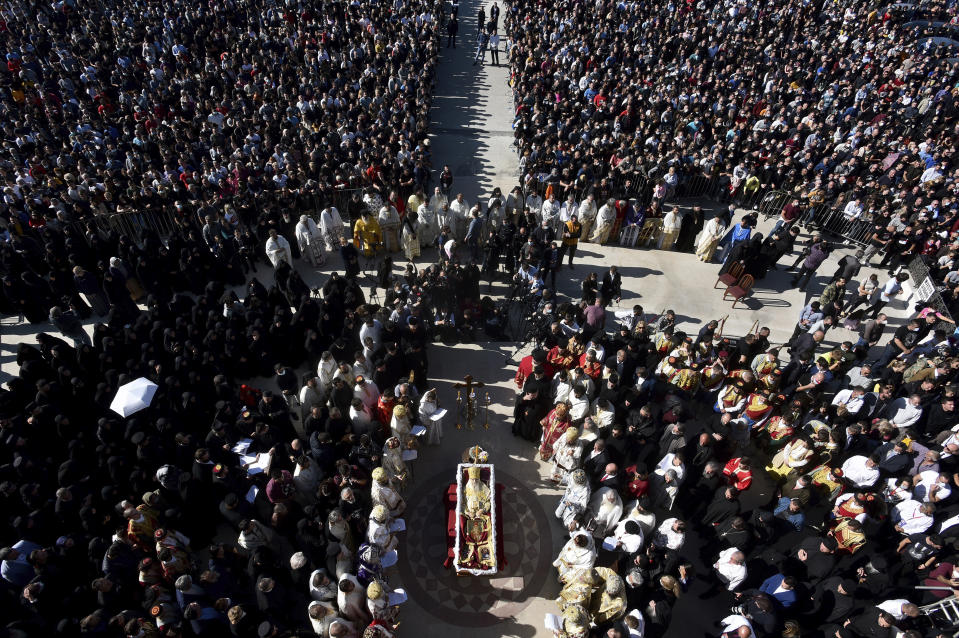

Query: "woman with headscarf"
(675, 206), (704, 253)
(9, 273), (48, 323)
(742, 233), (768, 279)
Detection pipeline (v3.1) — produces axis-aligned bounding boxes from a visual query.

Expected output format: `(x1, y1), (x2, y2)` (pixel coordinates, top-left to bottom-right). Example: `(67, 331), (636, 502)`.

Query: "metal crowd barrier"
(758, 190), (792, 220)
(73, 188), (371, 244)
(808, 207), (873, 245)
(103, 209), (182, 239)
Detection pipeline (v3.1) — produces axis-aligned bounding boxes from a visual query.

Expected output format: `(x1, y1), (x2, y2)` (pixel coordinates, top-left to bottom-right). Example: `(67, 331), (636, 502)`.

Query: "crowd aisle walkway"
(428, 1), (519, 205)
(390, 6), (569, 636)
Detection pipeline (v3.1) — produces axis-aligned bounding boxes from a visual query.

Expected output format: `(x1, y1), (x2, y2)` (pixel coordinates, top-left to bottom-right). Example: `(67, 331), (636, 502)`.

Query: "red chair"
(724, 274), (755, 308)
(714, 261), (744, 289)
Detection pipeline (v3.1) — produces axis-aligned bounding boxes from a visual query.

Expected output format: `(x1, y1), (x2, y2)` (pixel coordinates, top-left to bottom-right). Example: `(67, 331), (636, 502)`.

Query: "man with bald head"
(714, 547), (747, 591)
(719, 615), (754, 638)
(598, 463), (623, 492)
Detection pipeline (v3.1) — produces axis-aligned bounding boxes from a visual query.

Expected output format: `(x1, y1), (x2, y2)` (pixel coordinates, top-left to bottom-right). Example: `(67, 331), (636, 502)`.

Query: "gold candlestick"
(456, 390), (463, 429)
(468, 391), (476, 430)
(484, 392), (490, 429)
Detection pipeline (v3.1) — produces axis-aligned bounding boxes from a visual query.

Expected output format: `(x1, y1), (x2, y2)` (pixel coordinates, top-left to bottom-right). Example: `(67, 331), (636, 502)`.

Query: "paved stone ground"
(0, 4), (923, 637)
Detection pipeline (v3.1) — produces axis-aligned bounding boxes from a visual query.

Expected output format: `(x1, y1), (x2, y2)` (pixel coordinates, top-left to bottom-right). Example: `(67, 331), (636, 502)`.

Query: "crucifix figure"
(452, 374), (490, 430)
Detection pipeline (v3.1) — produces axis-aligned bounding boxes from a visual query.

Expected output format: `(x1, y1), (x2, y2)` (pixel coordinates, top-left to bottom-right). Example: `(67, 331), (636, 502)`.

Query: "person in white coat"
(309, 569), (337, 602)
(550, 427), (584, 483)
(559, 194), (579, 224)
(401, 212), (421, 261)
(487, 196), (506, 230)
(428, 187), (449, 219)
(367, 505), (399, 552)
(556, 469), (591, 528)
(590, 487), (624, 537)
(436, 202), (456, 240)
(362, 191), (384, 217)
(418, 388), (444, 446)
(696, 215), (727, 262)
(590, 199), (617, 244)
(541, 193), (561, 229)
(553, 531), (597, 582)
(578, 194), (598, 241)
(317, 351), (337, 393)
(307, 600), (338, 636)
(449, 193), (470, 240)
(328, 618), (358, 638)
(265, 229), (292, 268)
(417, 202), (438, 248)
(319, 205), (345, 251)
(505, 186), (525, 220)
(336, 574), (370, 625)
(525, 191), (544, 217)
(371, 467), (406, 517)
(295, 215), (325, 265)
(659, 207), (683, 251)
(378, 202), (401, 252)
(713, 547), (747, 590)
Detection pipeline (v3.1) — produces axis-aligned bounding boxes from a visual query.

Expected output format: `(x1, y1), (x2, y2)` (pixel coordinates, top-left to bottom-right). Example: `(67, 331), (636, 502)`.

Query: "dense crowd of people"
(506, 0), (959, 259)
(508, 243), (959, 638)
(0, 0), (460, 635)
(4, 0), (959, 636)
(0, 205), (455, 638)
(0, 0), (440, 252)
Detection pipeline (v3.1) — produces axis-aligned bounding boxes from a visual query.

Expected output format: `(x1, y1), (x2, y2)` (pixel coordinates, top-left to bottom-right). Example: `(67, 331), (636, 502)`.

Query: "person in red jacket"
(723, 457), (754, 491)
(514, 348), (554, 388)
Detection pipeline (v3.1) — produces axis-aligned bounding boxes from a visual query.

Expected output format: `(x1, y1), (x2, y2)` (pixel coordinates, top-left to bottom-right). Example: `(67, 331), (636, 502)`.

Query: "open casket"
(451, 463), (500, 576)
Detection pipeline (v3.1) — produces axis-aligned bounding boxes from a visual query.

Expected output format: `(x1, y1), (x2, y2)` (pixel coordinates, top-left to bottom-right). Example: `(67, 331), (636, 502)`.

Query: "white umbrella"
(110, 377), (159, 417)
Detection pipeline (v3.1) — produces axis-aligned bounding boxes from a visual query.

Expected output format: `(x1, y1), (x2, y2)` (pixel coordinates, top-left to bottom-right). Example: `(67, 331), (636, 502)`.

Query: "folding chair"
(724, 274), (755, 308)
(714, 261), (744, 289)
